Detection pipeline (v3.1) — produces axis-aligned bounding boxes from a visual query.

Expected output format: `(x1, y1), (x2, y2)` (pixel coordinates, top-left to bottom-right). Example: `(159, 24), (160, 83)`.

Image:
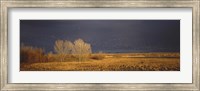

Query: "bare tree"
(54, 40), (65, 54)
(54, 39), (92, 62)
(55, 40), (74, 54)
(73, 39), (92, 61)
(73, 39), (92, 54)
(54, 40), (66, 62)
(64, 40), (74, 54)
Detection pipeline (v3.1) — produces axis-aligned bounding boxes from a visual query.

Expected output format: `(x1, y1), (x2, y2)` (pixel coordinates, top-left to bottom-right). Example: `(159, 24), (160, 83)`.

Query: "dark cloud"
(20, 20), (180, 53)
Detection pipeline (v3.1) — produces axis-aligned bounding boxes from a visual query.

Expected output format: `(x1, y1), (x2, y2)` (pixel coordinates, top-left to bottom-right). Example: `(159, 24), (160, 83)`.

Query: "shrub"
(20, 44), (45, 63)
(91, 52), (105, 60)
(91, 55), (105, 60)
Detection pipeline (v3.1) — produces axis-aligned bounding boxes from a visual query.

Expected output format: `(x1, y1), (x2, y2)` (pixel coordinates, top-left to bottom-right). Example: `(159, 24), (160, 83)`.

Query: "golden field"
(20, 53), (180, 71)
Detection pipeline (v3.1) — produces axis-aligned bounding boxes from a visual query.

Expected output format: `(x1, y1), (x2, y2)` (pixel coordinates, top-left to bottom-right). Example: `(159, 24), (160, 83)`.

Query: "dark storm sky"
(20, 20), (180, 53)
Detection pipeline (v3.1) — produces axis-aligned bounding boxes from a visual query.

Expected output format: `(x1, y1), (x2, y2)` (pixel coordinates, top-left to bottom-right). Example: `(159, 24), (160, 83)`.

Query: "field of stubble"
(20, 53), (180, 71)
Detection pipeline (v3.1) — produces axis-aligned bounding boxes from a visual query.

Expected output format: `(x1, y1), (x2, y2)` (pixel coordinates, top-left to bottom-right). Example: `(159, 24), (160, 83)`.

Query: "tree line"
(20, 39), (93, 63)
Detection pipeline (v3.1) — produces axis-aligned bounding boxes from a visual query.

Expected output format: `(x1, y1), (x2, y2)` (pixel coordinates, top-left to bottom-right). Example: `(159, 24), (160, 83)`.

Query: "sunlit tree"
(54, 40), (65, 54)
(64, 40), (74, 54)
(73, 39), (92, 54)
(73, 39), (92, 61)
(54, 38), (92, 61)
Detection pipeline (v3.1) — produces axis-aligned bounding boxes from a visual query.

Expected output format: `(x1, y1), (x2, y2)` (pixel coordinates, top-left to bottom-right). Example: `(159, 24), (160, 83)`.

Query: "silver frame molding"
(0, 0), (199, 90)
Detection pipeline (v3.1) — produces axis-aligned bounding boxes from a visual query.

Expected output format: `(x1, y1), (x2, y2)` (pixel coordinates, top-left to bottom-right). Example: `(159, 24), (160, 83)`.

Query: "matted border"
(0, 0), (199, 90)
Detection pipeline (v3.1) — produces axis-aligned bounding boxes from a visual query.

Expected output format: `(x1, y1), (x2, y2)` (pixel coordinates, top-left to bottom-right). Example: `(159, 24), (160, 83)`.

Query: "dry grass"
(20, 53), (180, 71)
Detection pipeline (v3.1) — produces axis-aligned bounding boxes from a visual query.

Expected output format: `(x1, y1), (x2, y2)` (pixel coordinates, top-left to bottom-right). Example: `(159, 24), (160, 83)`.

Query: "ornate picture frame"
(0, 0), (199, 90)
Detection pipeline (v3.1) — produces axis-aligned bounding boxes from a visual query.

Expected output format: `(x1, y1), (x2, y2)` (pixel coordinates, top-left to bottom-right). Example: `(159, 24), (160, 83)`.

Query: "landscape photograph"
(20, 20), (180, 71)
